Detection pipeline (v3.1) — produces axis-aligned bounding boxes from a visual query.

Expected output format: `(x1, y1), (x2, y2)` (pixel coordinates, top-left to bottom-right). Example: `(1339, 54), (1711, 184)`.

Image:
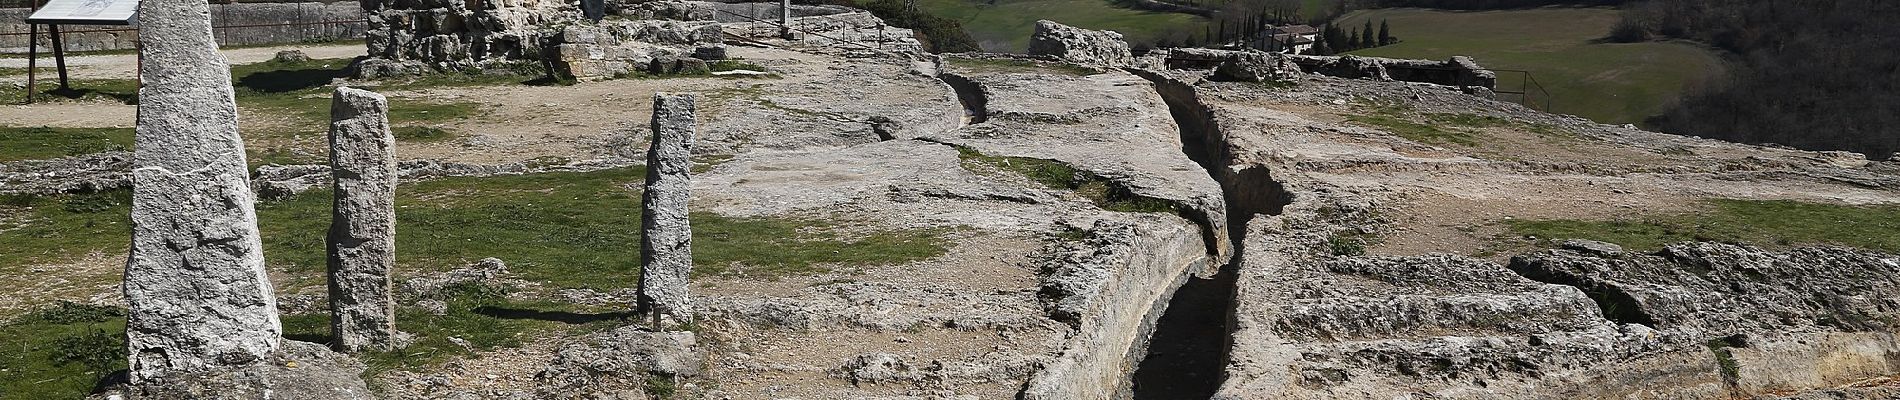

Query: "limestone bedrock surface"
(124, 0), (281, 382)
(327, 86), (399, 353)
(637, 92), (698, 325)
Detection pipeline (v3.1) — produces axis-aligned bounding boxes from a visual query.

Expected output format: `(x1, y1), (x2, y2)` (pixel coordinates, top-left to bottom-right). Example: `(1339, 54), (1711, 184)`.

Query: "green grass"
(1507, 199), (1900, 253)
(914, 0), (1210, 52)
(0, 126), (133, 162)
(1346, 114), (1478, 146)
(0, 191), (132, 274)
(1335, 7), (1725, 125)
(954, 145), (1176, 213)
(1425, 113), (1510, 128)
(393, 126), (459, 143)
(0, 302), (127, 400)
(945, 56), (1102, 76)
(0, 78), (139, 104)
(5, 168), (953, 290)
(226, 57), (488, 150)
(280, 282), (601, 374)
(250, 167), (953, 290)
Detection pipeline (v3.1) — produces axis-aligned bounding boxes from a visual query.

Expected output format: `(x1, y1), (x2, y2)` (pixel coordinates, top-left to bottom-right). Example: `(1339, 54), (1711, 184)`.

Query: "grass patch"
(0, 301), (127, 400)
(0, 79), (139, 104)
(0, 126), (133, 162)
(914, 0), (1208, 52)
(251, 167), (953, 291)
(393, 126), (459, 143)
(1335, 7), (1724, 125)
(356, 282), (574, 373)
(945, 56), (1101, 76)
(1346, 114), (1478, 146)
(1425, 113), (1511, 128)
(1328, 231), (1370, 256)
(1507, 199), (1900, 253)
(954, 145), (1176, 213)
(0, 191), (131, 273)
(1705, 337), (1742, 381)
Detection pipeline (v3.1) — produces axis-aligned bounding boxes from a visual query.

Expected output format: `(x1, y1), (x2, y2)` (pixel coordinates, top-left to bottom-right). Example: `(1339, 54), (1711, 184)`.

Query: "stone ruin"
(355, 0), (921, 80)
(355, 0), (726, 79)
(636, 92), (697, 327)
(1287, 53), (1498, 91)
(1156, 46), (1498, 93)
(326, 86), (399, 353)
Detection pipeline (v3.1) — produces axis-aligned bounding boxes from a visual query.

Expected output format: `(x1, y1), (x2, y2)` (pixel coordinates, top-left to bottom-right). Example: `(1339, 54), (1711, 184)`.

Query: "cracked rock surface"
(124, 0), (281, 381)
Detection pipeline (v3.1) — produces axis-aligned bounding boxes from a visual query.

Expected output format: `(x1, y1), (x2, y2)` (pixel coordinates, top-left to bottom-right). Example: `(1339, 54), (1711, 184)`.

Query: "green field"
(917, 0), (1210, 52)
(1336, 7), (1725, 125)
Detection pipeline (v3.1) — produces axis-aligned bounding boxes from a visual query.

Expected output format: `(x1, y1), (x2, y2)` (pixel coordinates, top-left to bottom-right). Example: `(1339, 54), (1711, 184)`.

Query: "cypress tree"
(1379, 19), (1391, 46)
(1363, 18), (1375, 47)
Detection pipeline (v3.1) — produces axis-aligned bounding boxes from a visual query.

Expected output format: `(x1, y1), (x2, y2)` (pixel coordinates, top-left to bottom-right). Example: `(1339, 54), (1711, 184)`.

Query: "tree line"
(1347, 0), (1623, 9)
(1304, 18), (1394, 55)
(1615, 0), (1900, 160)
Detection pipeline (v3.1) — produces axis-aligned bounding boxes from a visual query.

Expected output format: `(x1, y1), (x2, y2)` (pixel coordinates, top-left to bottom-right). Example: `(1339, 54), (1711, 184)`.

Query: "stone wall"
(1288, 54), (1497, 90)
(0, 2), (364, 53)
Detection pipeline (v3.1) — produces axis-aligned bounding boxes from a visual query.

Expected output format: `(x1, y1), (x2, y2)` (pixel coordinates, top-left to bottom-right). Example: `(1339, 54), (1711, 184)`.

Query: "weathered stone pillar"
(327, 87), (397, 353)
(125, 0), (280, 382)
(636, 93), (697, 327)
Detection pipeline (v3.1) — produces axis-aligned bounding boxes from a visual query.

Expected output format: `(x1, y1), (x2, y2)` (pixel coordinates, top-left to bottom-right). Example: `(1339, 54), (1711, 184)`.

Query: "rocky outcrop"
(1212, 51), (1302, 83)
(120, 341), (373, 400)
(1221, 242), (1900, 399)
(125, 0), (280, 382)
(1285, 54), (1498, 90)
(326, 87), (398, 353)
(551, 20), (724, 79)
(1024, 216), (1210, 399)
(358, 0), (577, 76)
(1026, 20), (1132, 68)
(0, 151), (129, 195)
(1310, 54), (1391, 81)
(637, 93), (697, 326)
(536, 326), (702, 399)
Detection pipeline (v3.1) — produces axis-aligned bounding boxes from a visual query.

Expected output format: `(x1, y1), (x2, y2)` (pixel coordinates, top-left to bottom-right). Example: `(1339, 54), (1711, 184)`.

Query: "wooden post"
(50, 24), (68, 91)
(778, 0), (790, 38)
(25, 23), (38, 104)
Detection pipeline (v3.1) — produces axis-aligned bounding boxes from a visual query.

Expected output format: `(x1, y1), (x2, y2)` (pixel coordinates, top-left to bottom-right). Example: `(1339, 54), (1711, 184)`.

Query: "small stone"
(272, 49), (311, 63)
(1561, 239), (1624, 256)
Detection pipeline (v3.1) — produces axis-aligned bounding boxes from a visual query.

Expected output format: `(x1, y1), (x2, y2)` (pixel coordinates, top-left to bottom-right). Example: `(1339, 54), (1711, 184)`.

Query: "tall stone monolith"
(327, 87), (397, 353)
(635, 93), (697, 327)
(125, 0), (280, 382)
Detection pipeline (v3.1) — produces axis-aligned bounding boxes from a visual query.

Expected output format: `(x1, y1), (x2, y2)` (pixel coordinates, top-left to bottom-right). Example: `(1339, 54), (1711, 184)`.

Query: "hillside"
(1335, 7), (1723, 125)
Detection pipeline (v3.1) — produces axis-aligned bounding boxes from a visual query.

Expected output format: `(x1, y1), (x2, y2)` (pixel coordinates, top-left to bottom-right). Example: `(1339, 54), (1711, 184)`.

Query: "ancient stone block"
(1026, 20), (1132, 67)
(636, 93), (697, 325)
(125, 0), (280, 382)
(326, 87), (398, 353)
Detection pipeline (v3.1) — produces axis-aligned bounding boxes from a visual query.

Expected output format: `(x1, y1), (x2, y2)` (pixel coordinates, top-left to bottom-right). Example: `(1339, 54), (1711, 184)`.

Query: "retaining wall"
(0, 1), (364, 53)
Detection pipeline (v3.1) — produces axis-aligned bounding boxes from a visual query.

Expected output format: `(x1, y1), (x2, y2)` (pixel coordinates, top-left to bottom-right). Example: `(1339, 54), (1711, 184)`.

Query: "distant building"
(1259, 25), (1319, 54)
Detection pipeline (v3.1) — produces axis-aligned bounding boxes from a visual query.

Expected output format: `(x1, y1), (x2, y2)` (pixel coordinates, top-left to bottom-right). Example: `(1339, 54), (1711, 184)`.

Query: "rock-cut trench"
(1130, 70), (1292, 399)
